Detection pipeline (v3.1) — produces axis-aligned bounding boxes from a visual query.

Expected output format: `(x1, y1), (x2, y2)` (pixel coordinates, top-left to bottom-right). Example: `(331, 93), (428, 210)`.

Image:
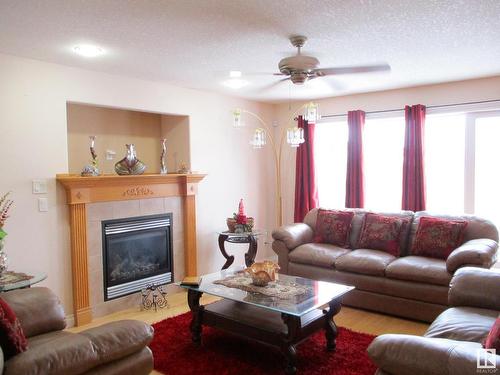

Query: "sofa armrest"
(271, 223), (314, 250)
(446, 239), (498, 273)
(80, 320), (154, 365)
(2, 287), (66, 337)
(0, 347), (4, 375)
(448, 266), (500, 310)
(367, 334), (493, 375)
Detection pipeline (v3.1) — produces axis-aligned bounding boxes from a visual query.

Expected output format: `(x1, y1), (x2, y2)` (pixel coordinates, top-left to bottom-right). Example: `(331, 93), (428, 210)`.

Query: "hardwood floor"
(68, 290), (429, 374)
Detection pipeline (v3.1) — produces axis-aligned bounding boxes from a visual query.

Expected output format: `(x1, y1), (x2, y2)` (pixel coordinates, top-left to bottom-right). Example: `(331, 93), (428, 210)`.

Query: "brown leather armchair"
(0, 287), (154, 375)
(367, 267), (500, 375)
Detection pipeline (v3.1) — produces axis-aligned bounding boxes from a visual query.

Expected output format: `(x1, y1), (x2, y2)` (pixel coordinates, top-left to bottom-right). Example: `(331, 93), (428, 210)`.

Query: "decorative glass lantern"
(249, 128), (266, 149)
(286, 127), (305, 147)
(232, 108), (243, 128)
(304, 102), (320, 123)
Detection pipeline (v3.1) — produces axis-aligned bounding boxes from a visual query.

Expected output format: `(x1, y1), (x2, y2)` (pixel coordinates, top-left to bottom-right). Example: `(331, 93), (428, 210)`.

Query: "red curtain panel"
(402, 104), (426, 211)
(345, 110), (366, 208)
(294, 115), (319, 222)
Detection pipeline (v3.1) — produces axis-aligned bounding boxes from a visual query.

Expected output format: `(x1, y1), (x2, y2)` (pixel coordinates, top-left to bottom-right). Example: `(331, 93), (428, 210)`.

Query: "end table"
(217, 231), (263, 270)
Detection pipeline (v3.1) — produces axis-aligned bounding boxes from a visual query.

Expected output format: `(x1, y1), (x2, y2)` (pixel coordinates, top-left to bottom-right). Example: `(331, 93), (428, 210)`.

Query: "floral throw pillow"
(411, 217), (468, 260)
(313, 209), (354, 248)
(0, 297), (28, 359)
(357, 213), (409, 256)
(484, 318), (500, 351)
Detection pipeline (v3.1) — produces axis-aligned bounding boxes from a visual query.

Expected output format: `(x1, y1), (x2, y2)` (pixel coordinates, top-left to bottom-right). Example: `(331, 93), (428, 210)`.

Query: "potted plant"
(0, 192), (13, 274)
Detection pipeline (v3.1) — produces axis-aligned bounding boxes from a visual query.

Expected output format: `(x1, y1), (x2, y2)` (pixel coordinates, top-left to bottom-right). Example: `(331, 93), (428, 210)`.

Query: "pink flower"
(236, 215), (247, 225)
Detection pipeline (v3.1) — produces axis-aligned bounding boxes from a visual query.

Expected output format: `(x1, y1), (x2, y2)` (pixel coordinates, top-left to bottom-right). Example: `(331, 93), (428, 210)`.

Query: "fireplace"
(102, 213), (173, 300)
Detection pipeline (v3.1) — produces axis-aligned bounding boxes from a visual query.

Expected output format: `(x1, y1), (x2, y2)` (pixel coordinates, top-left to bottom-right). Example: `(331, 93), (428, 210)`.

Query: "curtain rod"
(320, 98), (500, 119)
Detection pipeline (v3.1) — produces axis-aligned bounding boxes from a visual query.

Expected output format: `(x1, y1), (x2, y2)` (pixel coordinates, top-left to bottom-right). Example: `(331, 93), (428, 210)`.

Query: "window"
(363, 117), (404, 211)
(474, 114), (500, 227)
(314, 121), (347, 208)
(425, 114), (465, 213)
(313, 109), (500, 230)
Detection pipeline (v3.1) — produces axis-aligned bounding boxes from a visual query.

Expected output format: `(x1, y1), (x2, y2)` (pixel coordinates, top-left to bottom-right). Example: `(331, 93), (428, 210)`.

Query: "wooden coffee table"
(180, 268), (354, 374)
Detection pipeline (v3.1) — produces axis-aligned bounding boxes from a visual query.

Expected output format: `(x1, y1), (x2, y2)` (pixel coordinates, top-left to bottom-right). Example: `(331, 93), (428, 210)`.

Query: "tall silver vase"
(0, 239), (8, 275)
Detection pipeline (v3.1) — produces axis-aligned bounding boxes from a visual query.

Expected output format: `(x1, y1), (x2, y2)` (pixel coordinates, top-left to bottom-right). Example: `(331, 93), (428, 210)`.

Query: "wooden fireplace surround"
(57, 173), (206, 326)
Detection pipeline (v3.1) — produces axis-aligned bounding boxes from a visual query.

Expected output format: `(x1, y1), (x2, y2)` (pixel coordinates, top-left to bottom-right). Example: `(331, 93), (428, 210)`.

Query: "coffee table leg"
(324, 299), (342, 351)
(218, 234), (235, 270)
(244, 235), (257, 267)
(187, 289), (204, 345)
(281, 313), (300, 374)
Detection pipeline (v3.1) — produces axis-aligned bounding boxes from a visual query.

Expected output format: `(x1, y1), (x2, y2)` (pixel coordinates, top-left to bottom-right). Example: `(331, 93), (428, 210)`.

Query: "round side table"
(217, 231), (263, 270)
(0, 271), (47, 292)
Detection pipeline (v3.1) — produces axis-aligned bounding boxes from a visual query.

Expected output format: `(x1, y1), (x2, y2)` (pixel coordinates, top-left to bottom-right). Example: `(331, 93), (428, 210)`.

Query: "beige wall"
(67, 104), (163, 174)
(0, 53), (276, 321)
(160, 115), (190, 173)
(275, 76), (500, 224)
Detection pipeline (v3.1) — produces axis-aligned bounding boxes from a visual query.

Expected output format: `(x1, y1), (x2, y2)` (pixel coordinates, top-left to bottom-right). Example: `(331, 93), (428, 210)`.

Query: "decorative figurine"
(114, 144), (147, 175)
(177, 162), (190, 174)
(160, 139), (167, 174)
(226, 199), (254, 233)
(81, 135), (100, 177)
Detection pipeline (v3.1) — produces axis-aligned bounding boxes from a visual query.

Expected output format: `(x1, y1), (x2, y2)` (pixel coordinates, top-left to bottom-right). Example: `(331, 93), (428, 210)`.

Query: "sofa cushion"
(385, 256), (452, 286)
(425, 307), (498, 343)
(0, 298), (27, 360)
(411, 216), (468, 259)
(289, 243), (350, 268)
(485, 317), (500, 351)
(313, 209), (354, 247)
(335, 249), (396, 276)
(357, 213), (410, 256)
(4, 331), (99, 375)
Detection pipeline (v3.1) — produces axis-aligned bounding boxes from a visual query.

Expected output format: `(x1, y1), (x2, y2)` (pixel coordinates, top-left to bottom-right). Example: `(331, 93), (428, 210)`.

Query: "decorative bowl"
(226, 217), (254, 233)
(245, 261), (280, 287)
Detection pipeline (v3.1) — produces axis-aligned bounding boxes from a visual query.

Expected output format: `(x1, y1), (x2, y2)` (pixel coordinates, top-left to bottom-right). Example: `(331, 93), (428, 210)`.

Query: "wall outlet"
(32, 179), (48, 194)
(38, 197), (48, 212)
(106, 150), (116, 160)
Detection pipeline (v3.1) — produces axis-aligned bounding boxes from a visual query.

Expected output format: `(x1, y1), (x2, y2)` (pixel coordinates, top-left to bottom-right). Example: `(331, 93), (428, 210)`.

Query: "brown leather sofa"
(368, 267), (500, 375)
(272, 208), (498, 322)
(0, 287), (154, 375)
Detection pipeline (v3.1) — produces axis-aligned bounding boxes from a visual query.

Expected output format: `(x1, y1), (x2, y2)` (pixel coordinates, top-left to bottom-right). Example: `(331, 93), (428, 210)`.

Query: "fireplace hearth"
(102, 213), (173, 300)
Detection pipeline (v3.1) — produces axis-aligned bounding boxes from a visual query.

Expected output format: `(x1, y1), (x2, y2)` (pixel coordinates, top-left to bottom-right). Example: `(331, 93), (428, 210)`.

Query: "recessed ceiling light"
(229, 70), (242, 78)
(73, 44), (104, 58)
(222, 79), (249, 89)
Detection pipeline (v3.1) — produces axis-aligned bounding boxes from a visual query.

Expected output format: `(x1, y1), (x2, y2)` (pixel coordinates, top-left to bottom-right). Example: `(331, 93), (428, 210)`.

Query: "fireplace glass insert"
(102, 213), (173, 300)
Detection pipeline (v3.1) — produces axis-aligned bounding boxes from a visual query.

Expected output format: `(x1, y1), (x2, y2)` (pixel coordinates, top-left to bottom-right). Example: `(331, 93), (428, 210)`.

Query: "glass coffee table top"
(178, 267), (354, 317)
(0, 271), (47, 292)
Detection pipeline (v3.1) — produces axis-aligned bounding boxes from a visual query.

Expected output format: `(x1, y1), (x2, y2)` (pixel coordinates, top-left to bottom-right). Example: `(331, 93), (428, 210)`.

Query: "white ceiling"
(1, 0), (499, 102)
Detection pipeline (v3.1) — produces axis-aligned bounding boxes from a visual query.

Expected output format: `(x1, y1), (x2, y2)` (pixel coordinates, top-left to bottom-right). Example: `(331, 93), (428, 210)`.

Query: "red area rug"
(150, 311), (377, 375)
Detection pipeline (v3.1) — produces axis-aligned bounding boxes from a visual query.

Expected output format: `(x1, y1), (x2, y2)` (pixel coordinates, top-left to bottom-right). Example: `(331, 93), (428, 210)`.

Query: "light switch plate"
(38, 197), (48, 212)
(32, 179), (48, 194)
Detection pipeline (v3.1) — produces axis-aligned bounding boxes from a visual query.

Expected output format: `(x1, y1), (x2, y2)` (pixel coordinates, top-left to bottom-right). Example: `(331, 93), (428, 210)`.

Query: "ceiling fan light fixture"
(73, 44), (104, 58)
(229, 70), (242, 78)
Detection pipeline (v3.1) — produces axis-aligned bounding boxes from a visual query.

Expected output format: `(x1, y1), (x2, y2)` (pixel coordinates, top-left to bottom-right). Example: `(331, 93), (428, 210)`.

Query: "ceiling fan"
(266, 35), (391, 87)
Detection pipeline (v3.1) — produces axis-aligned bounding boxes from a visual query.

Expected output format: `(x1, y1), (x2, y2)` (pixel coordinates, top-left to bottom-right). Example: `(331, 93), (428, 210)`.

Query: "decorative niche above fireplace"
(102, 213), (173, 300)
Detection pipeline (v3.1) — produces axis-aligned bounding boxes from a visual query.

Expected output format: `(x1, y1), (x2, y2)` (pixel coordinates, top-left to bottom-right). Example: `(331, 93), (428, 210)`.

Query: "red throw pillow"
(313, 209), (354, 248)
(0, 297), (28, 359)
(357, 213), (409, 256)
(484, 317), (500, 351)
(411, 217), (468, 260)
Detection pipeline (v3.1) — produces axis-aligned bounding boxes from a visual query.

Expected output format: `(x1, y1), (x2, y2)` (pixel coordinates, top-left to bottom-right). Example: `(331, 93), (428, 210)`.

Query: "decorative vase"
(160, 139), (167, 174)
(114, 144), (147, 175)
(0, 239), (8, 275)
(81, 135), (100, 177)
(245, 261), (280, 287)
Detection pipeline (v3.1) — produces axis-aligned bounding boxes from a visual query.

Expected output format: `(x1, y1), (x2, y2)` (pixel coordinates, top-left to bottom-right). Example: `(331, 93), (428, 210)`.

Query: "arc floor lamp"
(232, 102), (320, 227)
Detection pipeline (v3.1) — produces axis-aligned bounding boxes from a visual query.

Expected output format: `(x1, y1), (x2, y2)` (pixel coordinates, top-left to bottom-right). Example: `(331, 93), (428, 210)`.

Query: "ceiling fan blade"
(308, 75), (345, 91)
(314, 63), (391, 76)
(259, 77), (290, 91)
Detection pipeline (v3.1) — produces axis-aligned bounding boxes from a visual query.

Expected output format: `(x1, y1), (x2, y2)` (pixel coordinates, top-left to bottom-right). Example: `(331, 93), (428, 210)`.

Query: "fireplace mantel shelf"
(57, 173), (206, 326)
(57, 173), (207, 204)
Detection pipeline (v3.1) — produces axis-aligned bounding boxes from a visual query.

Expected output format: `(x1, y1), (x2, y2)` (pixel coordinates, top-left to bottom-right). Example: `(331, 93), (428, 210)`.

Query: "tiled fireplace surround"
(87, 197), (184, 318)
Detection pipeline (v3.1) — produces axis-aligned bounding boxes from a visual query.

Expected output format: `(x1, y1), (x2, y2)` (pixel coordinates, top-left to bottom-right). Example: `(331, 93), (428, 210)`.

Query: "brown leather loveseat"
(272, 208), (498, 322)
(368, 267), (500, 375)
(0, 287), (154, 375)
